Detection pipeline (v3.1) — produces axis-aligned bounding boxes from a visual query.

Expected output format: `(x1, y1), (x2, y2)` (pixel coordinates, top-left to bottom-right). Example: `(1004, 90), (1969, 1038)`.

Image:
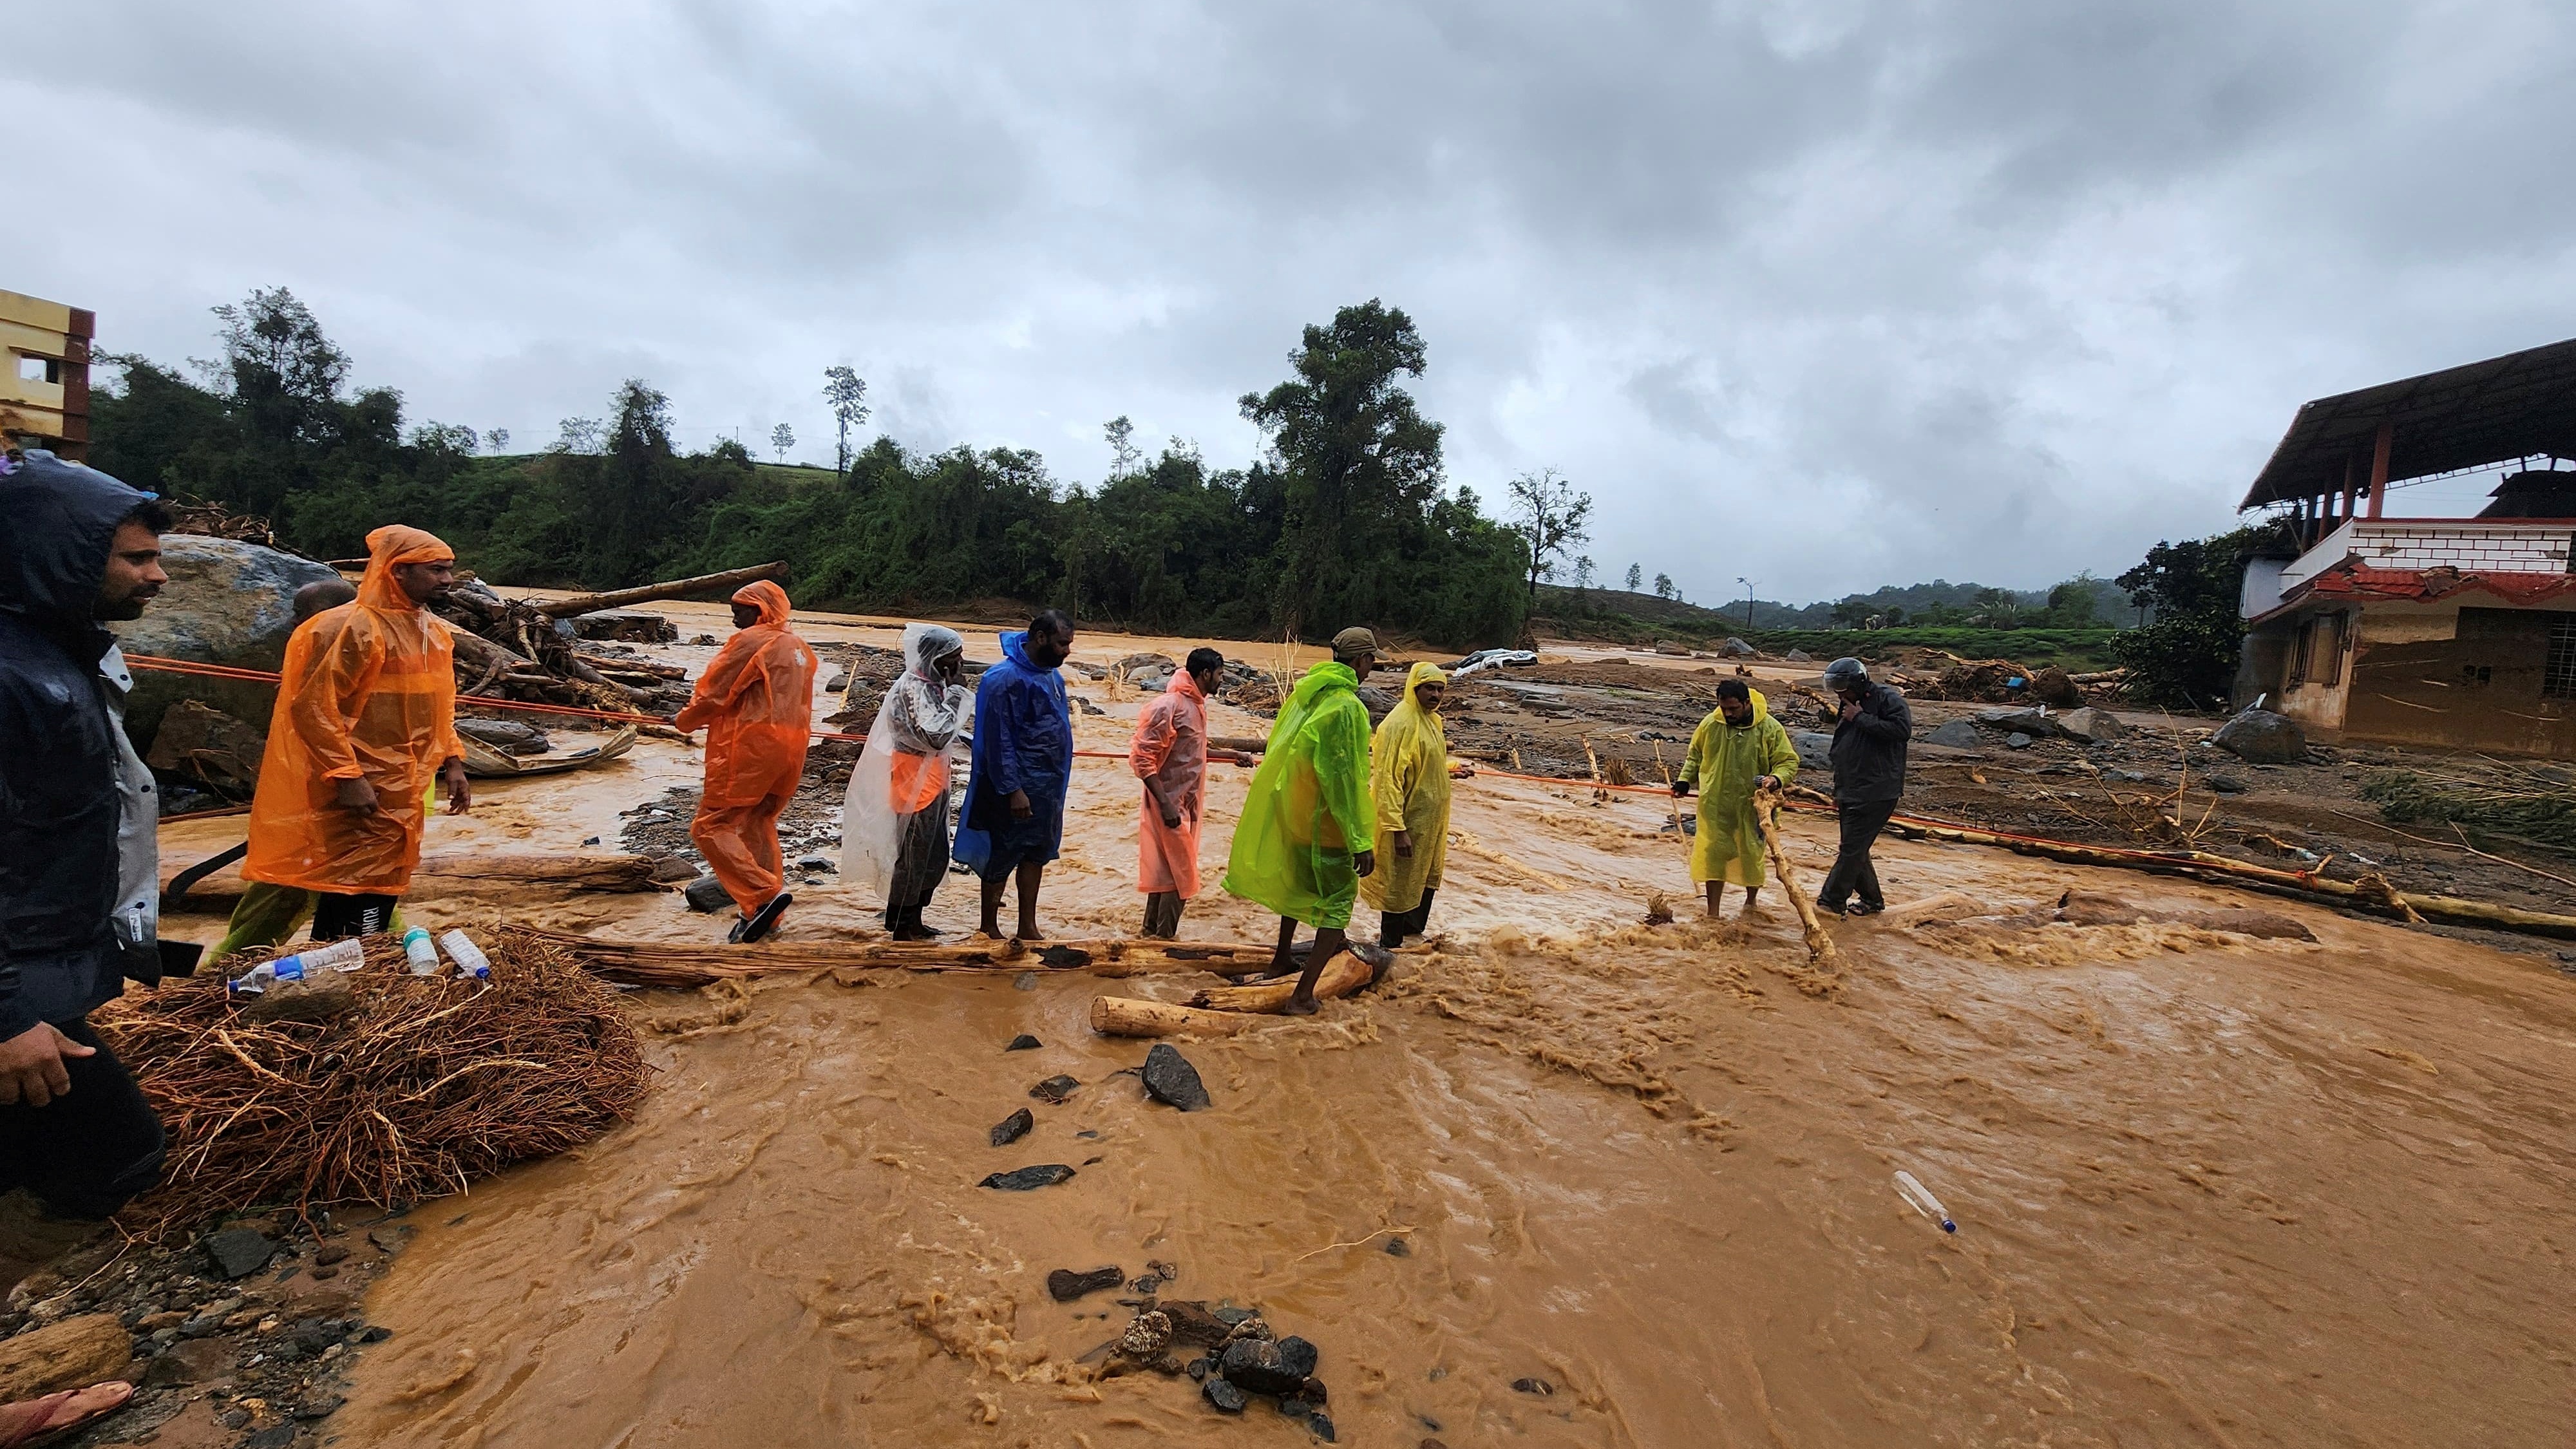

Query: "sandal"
(738, 891), (793, 943)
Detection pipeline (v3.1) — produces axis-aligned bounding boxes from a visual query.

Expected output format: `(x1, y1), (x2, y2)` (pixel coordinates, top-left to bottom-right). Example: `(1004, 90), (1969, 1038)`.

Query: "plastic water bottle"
(440, 929), (492, 981)
(1894, 1170), (1957, 1233)
(299, 937), (367, 972)
(401, 927), (440, 976)
(227, 956), (307, 996)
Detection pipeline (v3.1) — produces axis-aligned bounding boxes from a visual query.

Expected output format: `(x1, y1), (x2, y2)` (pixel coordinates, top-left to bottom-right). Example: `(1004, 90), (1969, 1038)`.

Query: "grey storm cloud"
(18, 0), (2575, 603)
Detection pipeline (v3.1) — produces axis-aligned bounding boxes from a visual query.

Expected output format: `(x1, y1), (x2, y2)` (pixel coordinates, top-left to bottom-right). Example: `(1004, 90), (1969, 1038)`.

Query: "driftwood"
(1089, 996), (1267, 1038)
(158, 852), (669, 914)
(532, 562), (789, 620)
(1754, 784), (1837, 967)
(0, 1314), (131, 1401)
(459, 724), (641, 778)
(518, 927), (1280, 989)
(1186, 951), (1372, 1012)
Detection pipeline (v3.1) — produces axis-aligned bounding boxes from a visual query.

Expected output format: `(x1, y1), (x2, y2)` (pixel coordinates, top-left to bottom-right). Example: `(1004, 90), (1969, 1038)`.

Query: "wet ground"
(140, 601), (2576, 1446)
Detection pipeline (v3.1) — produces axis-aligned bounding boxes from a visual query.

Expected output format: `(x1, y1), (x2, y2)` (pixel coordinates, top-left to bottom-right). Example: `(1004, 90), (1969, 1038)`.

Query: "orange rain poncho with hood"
(674, 580), (820, 916)
(1130, 667), (1213, 898)
(243, 526), (466, 895)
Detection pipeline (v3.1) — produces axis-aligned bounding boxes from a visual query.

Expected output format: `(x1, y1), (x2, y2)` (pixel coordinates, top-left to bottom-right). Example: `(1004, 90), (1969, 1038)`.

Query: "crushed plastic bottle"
(401, 927), (441, 976)
(440, 929), (492, 981)
(1894, 1170), (1957, 1233)
(230, 937), (364, 994)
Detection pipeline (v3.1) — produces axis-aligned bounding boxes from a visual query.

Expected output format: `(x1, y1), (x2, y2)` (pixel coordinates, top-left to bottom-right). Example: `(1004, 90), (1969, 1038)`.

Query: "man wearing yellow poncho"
(1359, 661), (1454, 946)
(1671, 677), (1799, 919)
(1222, 627), (1379, 1015)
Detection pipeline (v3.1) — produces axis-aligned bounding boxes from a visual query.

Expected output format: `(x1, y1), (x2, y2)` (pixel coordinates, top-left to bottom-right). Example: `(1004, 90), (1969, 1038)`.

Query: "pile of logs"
(429, 562), (788, 715)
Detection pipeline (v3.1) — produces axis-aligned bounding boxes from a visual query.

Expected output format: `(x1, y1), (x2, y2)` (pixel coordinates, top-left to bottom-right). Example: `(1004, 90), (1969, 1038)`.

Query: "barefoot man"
(1130, 648), (1254, 939)
(1222, 627), (1378, 1015)
(1671, 677), (1797, 920)
(956, 610), (1075, 940)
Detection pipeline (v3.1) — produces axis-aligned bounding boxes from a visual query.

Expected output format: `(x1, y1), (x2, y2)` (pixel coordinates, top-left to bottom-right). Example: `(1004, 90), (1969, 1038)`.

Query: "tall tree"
(1574, 555), (1595, 589)
(1654, 573), (1676, 601)
(205, 287), (350, 451)
(583, 379), (677, 586)
(1238, 299), (1448, 635)
(1104, 415), (1141, 478)
(486, 427), (510, 453)
(770, 422), (795, 464)
(1506, 468), (1592, 603)
(1625, 562), (1643, 592)
(2112, 528), (2260, 708)
(822, 366), (869, 478)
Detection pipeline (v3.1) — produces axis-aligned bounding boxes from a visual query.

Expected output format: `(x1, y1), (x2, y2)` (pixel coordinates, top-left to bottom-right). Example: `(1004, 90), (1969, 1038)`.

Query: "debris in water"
(1219, 1334), (1318, 1396)
(1513, 1376), (1555, 1396)
(202, 1227), (280, 1279)
(1894, 1170), (1958, 1232)
(979, 1164), (1075, 1191)
(1307, 1410), (1336, 1441)
(1383, 1236), (1410, 1256)
(682, 876), (732, 913)
(1030, 1074), (1080, 1104)
(1141, 1043), (1211, 1111)
(1117, 1309), (1173, 1360)
(1644, 890), (1674, 925)
(989, 1108), (1034, 1148)
(1185, 1356), (1211, 1380)
(1161, 1301), (1232, 1349)
(1202, 1376), (1248, 1413)
(1047, 1266), (1124, 1302)
(1005, 1033), (1041, 1051)
(1039, 945), (1094, 969)
(1013, 971), (1040, 991)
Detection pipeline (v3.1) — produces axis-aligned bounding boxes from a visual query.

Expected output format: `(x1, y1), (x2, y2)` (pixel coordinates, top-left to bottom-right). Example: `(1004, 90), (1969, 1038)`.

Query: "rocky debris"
(1383, 1236), (1410, 1256)
(1220, 1334), (1320, 1396)
(2056, 706), (2125, 743)
(1721, 638), (1756, 656)
(569, 609), (677, 643)
(989, 1108), (1034, 1148)
(980, 1164), (1076, 1191)
(1117, 1309), (1173, 1361)
(1976, 706), (2064, 739)
(682, 875), (733, 913)
(1785, 649), (1813, 662)
(1030, 1074), (1080, 1104)
(1306, 1410), (1337, 1441)
(1046, 1267), (1124, 1302)
(144, 699), (267, 795)
(2005, 732), (2034, 750)
(2213, 708), (2307, 764)
(455, 718), (552, 755)
(109, 535), (343, 750)
(1160, 1301), (1234, 1350)
(2206, 773), (2249, 794)
(1513, 1376), (1555, 1395)
(2029, 666), (2083, 707)
(238, 974), (358, 1027)
(0, 1312), (131, 1401)
(1202, 1376), (1249, 1413)
(1922, 719), (1982, 749)
(203, 1227), (281, 1280)
(1790, 730), (1833, 772)
(1141, 1043), (1211, 1112)
(1005, 1034), (1041, 1051)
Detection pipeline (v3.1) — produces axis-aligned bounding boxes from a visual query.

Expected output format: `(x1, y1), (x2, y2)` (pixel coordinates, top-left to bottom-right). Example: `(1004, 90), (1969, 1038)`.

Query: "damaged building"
(2237, 336), (2576, 755)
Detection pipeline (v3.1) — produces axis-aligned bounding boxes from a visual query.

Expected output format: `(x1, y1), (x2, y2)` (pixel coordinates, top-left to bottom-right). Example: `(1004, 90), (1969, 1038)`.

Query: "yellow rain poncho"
(1359, 662), (1450, 915)
(1221, 659), (1376, 929)
(1676, 688), (1799, 887)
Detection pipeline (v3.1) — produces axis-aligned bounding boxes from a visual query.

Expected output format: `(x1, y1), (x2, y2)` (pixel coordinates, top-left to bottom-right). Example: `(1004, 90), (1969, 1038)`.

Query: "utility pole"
(1737, 577), (1757, 631)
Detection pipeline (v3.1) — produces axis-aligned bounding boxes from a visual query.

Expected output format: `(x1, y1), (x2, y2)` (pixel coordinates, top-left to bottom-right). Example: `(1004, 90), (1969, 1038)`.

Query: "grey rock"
(454, 718), (543, 749)
(1141, 1043), (1211, 1112)
(2206, 774), (2249, 795)
(1721, 637), (1756, 656)
(202, 1227), (279, 1279)
(1784, 649), (1813, 663)
(1976, 707), (2063, 737)
(795, 854), (833, 871)
(570, 609), (676, 643)
(2005, 732), (2034, 750)
(980, 1164), (1076, 1191)
(1922, 720), (1983, 749)
(140, 1338), (232, 1387)
(682, 875), (732, 913)
(293, 1394), (346, 1420)
(1202, 1376), (1249, 1413)
(2057, 706), (2125, 743)
(244, 1426), (297, 1449)
(989, 1108), (1034, 1148)
(1005, 1034), (1041, 1051)
(1220, 1334), (1320, 1396)
(109, 536), (340, 750)
(1790, 730), (1834, 772)
(1046, 1266), (1124, 1302)
(1030, 1075), (1079, 1104)
(1307, 1410), (1337, 1441)
(1513, 1376), (1555, 1396)
(2212, 708), (2306, 764)
(824, 670), (852, 692)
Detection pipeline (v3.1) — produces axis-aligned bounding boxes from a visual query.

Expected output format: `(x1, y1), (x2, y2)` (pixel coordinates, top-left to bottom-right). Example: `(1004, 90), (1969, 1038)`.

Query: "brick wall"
(2347, 523), (2571, 574)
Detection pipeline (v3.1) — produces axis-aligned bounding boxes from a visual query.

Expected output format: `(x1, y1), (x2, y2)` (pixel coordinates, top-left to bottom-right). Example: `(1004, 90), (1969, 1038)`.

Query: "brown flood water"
(168, 607), (2575, 1446)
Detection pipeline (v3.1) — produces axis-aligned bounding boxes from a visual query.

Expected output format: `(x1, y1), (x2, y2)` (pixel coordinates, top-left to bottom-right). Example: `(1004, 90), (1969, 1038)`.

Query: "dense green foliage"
(2109, 527), (2262, 708)
(89, 290), (1531, 649)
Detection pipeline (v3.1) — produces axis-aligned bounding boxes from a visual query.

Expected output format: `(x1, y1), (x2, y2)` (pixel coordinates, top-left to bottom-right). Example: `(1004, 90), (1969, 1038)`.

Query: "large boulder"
(108, 536), (339, 752)
(2057, 706), (2125, 744)
(1921, 719), (1983, 749)
(1790, 730), (1834, 772)
(2212, 708), (2306, 764)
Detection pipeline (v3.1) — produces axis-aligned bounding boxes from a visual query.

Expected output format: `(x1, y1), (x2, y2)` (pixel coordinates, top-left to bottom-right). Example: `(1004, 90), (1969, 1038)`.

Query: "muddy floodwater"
(159, 603), (2576, 1446)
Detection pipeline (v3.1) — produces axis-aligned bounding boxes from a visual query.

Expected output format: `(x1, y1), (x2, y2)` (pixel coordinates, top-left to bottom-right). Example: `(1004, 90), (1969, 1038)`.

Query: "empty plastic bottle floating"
(1893, 1170), (1957, 1233)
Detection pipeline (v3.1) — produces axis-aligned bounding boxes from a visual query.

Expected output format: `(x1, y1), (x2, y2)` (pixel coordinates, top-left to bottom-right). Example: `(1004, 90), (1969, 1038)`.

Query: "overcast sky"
(23, 1), (2575, 604)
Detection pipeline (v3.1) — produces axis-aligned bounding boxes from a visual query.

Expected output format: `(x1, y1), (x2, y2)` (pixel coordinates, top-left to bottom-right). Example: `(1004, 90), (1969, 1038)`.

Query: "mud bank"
(157, 605), (2576, 1445)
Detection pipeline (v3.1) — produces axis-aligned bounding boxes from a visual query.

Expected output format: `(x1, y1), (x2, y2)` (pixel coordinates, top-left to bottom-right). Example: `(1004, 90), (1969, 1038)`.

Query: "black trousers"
(1818, 801), (1897, 911)
(1381, 888), (1437, 945)
(312, 892), (399, 941)
(0, 1018), (166, 1219)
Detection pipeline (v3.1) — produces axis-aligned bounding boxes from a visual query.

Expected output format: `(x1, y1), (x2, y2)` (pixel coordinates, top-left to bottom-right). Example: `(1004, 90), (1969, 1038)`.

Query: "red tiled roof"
(2296, 562), (2576, 607)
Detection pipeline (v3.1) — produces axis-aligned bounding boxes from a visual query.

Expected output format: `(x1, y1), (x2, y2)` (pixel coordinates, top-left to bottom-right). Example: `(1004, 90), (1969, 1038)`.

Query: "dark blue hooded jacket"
(1, 450), (161, 1038)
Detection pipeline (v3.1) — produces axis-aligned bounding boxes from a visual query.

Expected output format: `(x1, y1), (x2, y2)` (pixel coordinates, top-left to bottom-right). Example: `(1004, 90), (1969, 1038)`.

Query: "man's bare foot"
(0, 1381), (135, 1442)
(1280, 994), (1320, 1016)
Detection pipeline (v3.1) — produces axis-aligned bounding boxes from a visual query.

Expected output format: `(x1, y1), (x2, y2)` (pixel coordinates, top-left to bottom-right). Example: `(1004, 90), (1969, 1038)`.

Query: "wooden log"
(1754, 785), (1837, 967)
(1187, 951), (1371, 1012)
(531, 562), (790, 620)
(1090, 995), (1265, 1038)
(0, 1313), (131, 1401)
(513, 926), (1282, 987)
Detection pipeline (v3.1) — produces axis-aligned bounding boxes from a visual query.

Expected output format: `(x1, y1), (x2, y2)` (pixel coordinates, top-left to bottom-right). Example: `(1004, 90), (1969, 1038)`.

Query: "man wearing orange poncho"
(674, 581), (819, 943)
(243, 526), (471, 942)
(1128, 647), (1255, 939)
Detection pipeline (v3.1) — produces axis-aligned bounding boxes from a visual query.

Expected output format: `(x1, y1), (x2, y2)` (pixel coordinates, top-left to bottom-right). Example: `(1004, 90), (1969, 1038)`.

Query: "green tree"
(1653, 573), (1675, 600)
(770, 422), (794, 463)
(1625, 562), (1643, 592)
(2110, 528), (2260, 708)
(1506, 467), (1592, 604)
(823, 365), (869, 478)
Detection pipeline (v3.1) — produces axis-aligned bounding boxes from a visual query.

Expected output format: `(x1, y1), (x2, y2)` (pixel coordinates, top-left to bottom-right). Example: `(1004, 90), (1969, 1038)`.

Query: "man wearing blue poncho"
(954, 609), (1076, 940)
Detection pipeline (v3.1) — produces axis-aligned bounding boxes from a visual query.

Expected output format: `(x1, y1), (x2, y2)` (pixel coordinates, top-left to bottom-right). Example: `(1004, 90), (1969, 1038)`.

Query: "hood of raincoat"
(998, 629), (1041, 673)
(1282, 658), (1358, 712)
(1163, 666), (1204, 704)
(0, 449), (155, 639)
(1723, 687), (1771, 726)
(1401, 661), (1447, 710)
(735, 579), (793, 629)
(905, 621), (965, 681)
(355, 524), (455, 612)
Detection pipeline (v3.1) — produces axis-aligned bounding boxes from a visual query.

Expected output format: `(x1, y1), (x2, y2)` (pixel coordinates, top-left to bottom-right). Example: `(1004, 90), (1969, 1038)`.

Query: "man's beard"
(94, 594), (153, 621)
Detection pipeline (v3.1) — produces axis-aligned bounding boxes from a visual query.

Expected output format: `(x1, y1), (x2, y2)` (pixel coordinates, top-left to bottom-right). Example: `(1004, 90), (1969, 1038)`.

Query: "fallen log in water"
(518, 927), (1282, 989)
(1185, 952), (1371, 1012)
(1754, 784), (1838, 969)
(160, 851), (672, 913)
(531, 562), (790, 620)
(1089, 996), (1268, 1038)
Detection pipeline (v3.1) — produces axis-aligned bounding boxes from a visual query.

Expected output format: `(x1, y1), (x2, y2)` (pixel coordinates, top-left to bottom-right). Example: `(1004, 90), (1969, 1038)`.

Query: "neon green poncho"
(1676, 688), (1799, 887)
(1222, 660), (1378, 928)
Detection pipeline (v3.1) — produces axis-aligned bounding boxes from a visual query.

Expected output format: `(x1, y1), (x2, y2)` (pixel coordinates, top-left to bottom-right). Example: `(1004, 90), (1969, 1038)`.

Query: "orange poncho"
(674, 581), (820, 805)
(243, 526), (466, 894)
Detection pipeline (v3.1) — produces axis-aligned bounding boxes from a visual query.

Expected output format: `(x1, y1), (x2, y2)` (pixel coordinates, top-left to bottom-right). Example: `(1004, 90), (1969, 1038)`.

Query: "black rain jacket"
(1828, 681), (1913, 807)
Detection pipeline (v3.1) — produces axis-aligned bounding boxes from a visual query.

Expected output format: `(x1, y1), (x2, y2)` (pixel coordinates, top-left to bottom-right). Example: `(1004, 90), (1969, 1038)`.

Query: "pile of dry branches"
(93, 926), (650, 1236)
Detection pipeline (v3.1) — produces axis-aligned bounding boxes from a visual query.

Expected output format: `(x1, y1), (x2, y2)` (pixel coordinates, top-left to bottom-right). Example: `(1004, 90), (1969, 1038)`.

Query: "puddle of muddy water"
(242, 603), (2576, 1446)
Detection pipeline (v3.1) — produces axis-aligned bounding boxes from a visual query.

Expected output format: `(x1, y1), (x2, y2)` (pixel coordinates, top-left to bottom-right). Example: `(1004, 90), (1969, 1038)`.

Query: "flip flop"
(0, 1381), (135, 1448)
(738, 891), (793, 944)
